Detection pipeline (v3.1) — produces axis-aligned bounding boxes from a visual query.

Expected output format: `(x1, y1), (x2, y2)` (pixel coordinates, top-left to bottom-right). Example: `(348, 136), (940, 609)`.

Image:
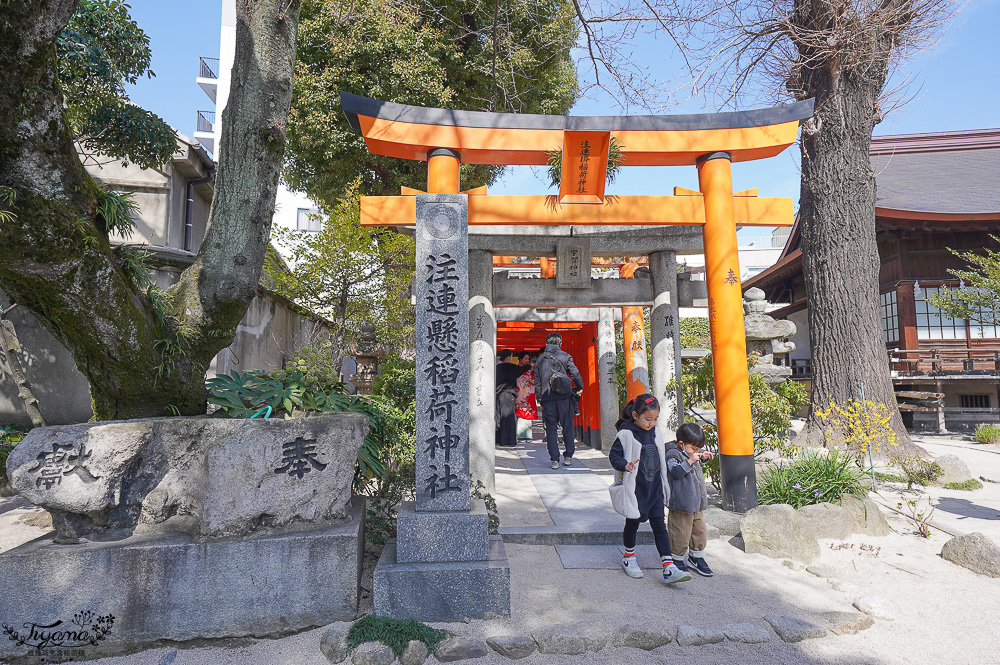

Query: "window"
(969, 291), (1000, 338)
(915, 286), (966, 340)
(880, 290), (898, 344)
(960, 394), (991, 409)
(296, 208), (322, 232)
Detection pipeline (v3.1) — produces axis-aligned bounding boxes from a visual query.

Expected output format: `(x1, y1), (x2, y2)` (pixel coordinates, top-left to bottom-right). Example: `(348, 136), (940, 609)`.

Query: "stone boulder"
(852, 595), (897, 621)
(837, 494), (891, 537)
(797, 502), (853, 540)
(435, 637), (488, 662)
(941, 532), (1000, 578)
(320, 626), (351, 663)
(351, 642), (394, 665)
(6, 414), (368, 541)
(934, 455), (972, 484)
(486, 635), (537, 659)
(740, 504), (820, 563)
(764, 616), (826, 643)
(675, 625), (724, 646)
(400, 640), (429, 665)
(612, 623), (673, 650)
(704, 505), (743, 537)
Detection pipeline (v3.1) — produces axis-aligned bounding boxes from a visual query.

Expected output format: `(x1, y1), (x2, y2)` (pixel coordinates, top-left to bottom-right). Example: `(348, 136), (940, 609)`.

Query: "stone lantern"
(743, 287), (797, 384)
(348, 324), (388, 394)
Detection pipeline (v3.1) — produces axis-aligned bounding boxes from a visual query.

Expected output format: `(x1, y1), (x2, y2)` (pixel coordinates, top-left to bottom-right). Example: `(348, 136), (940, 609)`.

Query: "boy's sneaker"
(550, 460), (560, 469)
(563, 457), (573, 466)
(673, 558), (690, 574)
(662, 562), (691, 584)
(687, 555), (714, 577)
(622, 557), (644, 579)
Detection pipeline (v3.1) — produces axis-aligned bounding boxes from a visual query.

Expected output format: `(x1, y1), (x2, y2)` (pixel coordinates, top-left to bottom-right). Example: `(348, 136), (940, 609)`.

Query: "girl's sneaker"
(622, 557), (644, 579)
(662, 562), (691, 584)
(687, 555), (714, 577)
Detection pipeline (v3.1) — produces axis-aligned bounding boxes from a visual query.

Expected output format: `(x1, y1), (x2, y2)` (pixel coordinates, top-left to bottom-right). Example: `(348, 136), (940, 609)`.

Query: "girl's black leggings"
(623, 505), (672, 558)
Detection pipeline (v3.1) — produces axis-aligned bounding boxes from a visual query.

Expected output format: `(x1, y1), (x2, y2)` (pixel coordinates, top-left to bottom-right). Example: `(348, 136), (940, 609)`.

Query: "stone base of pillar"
(373, 536), (511, 621)
(720, 453), (758, 513)
(395, 500), (489, 563)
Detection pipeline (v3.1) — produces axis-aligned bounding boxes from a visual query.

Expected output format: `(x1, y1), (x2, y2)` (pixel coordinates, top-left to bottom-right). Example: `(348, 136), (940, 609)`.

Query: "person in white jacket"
(608, 394), (691, 584)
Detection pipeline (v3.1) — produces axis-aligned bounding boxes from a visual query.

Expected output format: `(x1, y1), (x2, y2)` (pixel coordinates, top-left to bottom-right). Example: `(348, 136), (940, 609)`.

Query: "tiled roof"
(870, 129), (1000, 215)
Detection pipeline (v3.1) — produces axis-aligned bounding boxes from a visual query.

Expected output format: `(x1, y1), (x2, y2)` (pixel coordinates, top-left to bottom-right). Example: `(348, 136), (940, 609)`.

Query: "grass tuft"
(346, 615), (448, 658)
(943, 479), (983, 491)
(757, 449), (867, 508)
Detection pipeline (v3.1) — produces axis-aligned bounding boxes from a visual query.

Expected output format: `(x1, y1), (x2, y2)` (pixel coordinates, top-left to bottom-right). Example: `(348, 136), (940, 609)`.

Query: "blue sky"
(127, 0), (999, 210)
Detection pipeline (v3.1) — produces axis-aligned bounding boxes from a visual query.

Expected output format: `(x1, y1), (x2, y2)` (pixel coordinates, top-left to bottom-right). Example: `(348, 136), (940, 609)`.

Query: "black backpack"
(543, 352), (573, 395)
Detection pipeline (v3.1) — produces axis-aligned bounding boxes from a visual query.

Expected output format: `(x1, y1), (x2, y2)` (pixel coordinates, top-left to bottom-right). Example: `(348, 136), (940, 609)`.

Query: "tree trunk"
(792, 2), (920, 457)
(0, 0), (301, 421)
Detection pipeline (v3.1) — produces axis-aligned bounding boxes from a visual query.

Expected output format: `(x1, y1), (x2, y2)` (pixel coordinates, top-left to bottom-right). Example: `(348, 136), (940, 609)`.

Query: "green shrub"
(757, 449), (867, 508)
(471, 480), (500, 535)
(347, 615), (448, 658)
(892, 455), (942, 490)
(206, 370), (390, 488)
(943, 479), (983, 491)
(280, 339), (343, 387)
(873, 471), (908, 484)
(0, 425), (25, 484)
(974, 424), (1000, 445)
(679, 317), (711, 349)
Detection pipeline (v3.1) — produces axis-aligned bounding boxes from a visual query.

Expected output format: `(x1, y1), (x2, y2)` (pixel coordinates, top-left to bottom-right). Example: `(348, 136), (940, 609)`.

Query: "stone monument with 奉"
(0, 413), (367, 662)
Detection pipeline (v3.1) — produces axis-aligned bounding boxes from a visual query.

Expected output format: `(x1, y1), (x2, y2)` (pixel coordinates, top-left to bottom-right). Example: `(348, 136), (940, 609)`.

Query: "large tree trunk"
(0, 0), (301, 421)
(792, 1), (919, 456)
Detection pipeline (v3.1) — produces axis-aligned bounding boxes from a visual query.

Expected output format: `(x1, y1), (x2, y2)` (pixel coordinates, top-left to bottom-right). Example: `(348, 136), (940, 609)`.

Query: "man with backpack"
(534, 332), (585, 469)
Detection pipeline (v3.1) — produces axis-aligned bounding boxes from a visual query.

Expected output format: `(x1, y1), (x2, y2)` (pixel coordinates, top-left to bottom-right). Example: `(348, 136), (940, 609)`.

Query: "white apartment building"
(194, 0), (318, 234)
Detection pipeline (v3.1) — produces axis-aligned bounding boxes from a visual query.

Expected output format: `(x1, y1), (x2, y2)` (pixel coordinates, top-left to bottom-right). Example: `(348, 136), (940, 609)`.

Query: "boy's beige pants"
(667, 510), (707, 557)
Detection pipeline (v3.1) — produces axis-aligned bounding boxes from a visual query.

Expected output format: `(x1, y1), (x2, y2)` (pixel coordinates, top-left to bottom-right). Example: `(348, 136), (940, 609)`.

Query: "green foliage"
(673, 354), (806, 455)
(680, 317), (711, 349)
(362, 355), (418, 543)
(206, 370), (390, 485)
(346, 615), (448, 659)
(0, 425), (25, 484)
(545, 137), (626, 188)
(471, 480), (500, 535)
(56, 0), (176, 168)
(891, 455), (942, 490)
(943, 478), (984, 491)
(897, 496), (935, 538)
(266, 184), (415, 356)
(974, 424), (1000, 445)
(929, 236), (1000, 328)
(94, 187), (139, 239)
(757, 450), (867, 509)
(114, 246), (153, 290)
(0, 187), (17, 225)
(286, 0), (578, 200)
(281, 339), (344, 387)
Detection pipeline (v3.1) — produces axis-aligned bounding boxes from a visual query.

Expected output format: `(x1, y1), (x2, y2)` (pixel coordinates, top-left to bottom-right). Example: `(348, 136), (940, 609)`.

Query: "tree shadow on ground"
(934, 496), (1000, 521)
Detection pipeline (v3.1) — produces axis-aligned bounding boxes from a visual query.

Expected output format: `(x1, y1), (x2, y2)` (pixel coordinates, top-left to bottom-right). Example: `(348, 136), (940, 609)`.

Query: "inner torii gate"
(344, 92), (810, 513)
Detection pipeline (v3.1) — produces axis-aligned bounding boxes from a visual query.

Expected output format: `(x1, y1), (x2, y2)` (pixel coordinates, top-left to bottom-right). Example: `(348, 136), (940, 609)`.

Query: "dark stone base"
(373, 536), (510, 621)
(396, 500), (488, 563)
(0, 500), (364, 663)
(720, 453), (757, 512)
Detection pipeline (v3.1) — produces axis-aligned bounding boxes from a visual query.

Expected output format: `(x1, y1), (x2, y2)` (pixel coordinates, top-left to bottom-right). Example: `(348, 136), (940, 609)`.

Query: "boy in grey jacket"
(665, 423), (715, 577)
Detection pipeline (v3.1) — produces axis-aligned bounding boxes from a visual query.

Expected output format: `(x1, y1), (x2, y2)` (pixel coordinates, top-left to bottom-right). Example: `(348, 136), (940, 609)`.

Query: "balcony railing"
(791, 358), (812, 379)
(199, 57), (219, 79)
(889, 348), (1000, 376)
(196, 110), (215, 134)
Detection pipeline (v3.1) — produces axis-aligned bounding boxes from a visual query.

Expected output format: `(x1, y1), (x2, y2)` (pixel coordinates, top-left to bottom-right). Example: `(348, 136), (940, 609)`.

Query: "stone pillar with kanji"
(372, 190), (511, 622)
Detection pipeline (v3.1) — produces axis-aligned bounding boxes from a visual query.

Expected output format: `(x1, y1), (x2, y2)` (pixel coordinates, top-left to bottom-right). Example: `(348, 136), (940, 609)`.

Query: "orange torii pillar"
(698, 152), (756, 512)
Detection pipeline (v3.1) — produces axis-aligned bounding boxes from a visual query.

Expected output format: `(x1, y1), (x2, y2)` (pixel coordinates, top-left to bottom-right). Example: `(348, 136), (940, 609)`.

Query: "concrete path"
(496, 437), (658, 547)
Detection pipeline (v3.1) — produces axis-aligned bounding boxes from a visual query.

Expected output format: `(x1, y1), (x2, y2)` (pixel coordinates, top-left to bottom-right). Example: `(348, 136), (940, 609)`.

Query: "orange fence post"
(697, 152), (756, 512)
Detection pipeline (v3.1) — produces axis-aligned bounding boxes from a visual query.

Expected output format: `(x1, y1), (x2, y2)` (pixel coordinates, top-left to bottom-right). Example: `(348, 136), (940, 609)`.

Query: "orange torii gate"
(343, 92), (811, 513)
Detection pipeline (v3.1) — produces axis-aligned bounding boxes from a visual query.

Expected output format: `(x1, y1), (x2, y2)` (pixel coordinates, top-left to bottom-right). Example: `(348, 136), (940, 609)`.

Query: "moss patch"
(943, 479), (983, 491)
(346, 615), (448, 658)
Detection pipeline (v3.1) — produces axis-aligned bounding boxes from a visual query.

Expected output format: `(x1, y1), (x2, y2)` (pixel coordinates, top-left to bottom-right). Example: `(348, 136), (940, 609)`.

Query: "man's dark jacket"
(534, 343), (584, 403)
